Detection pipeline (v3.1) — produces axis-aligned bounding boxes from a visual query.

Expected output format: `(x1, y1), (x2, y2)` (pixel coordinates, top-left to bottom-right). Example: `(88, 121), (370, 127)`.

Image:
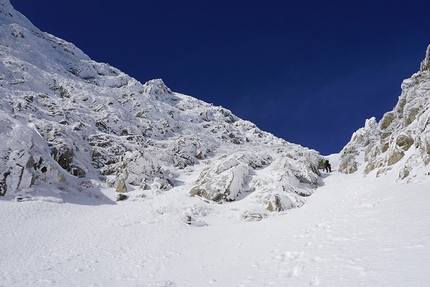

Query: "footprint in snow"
(310, 276), (320, 285)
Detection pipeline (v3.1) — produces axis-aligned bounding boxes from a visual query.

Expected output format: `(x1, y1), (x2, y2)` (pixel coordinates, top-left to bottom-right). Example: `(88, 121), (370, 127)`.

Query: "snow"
(1, 155), (429, 287)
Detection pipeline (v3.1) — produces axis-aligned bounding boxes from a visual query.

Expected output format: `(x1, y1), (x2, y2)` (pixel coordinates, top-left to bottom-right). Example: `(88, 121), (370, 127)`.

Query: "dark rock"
(116, 194), (128, 201)
(0, 171), (10, 196)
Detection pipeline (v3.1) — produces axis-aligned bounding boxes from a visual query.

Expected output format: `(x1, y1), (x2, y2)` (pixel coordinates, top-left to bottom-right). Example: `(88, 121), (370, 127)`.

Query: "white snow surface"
(1, 155), (429, 287)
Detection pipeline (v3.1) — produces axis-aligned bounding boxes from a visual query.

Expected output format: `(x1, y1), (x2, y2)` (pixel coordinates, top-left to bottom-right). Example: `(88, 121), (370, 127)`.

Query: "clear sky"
(11, 0), (430, 155)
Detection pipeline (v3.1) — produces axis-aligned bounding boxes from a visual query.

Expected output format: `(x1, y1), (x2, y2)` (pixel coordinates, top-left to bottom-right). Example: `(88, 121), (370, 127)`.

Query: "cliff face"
(0, 0), (321, 212)
(338, 45), (430, 181)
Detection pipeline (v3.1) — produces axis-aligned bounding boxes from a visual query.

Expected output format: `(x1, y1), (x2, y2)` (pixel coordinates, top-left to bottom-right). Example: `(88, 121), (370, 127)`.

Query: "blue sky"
(12, 0), (430, 155)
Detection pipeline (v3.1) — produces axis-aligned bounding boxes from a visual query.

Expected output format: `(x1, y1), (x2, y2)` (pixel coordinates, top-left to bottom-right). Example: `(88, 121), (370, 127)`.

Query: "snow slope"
(1, 157), (429, 287)
(0, 0), (321, 212)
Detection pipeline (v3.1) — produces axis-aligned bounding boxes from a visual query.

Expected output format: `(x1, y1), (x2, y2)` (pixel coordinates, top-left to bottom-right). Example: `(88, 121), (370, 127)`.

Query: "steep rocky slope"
(339, 45), (430, 181)
(0, 0), (322, 212)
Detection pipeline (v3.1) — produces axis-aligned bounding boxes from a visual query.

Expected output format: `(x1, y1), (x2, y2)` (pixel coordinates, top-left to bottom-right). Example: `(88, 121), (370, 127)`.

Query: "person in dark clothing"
(323, 159), (332, 173)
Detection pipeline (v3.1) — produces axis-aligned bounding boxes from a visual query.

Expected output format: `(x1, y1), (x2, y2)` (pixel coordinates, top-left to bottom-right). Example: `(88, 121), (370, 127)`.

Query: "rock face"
(0, 0), (322, 211)
(338, 45), (430, 181)
(420, 45), (430, 72)
(189, 141), (321, 210)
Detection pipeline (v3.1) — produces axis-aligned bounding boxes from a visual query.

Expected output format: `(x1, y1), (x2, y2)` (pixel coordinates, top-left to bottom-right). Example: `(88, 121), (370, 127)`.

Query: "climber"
(323, 159), (332, 173)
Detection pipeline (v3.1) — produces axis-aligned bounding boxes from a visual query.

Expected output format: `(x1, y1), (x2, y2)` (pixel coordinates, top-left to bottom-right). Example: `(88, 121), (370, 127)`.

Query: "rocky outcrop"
(0, 112), (72, 196)
(190, 143), (320, 212)
(339, 45), (430, 181)
(420, 45), (430, 72)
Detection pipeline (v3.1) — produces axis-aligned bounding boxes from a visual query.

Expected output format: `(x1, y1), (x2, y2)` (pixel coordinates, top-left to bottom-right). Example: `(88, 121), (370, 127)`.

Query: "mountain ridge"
(0, 0), (322, 214)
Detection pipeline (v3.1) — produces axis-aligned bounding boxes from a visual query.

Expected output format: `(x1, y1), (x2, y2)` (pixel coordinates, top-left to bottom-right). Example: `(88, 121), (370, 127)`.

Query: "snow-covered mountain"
(0, 0), (322, 213)
(338, 45), (430, 181)
(2, 1), (430, 286)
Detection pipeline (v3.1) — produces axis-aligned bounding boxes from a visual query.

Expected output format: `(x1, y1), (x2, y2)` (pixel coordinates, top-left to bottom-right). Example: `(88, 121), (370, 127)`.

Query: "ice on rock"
(338, 47), (430, 181)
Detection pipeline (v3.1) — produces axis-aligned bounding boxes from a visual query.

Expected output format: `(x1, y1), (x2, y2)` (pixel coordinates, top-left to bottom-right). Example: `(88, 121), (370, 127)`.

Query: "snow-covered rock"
(339, 44), (430, 181)
(0, 0), (322, 212)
